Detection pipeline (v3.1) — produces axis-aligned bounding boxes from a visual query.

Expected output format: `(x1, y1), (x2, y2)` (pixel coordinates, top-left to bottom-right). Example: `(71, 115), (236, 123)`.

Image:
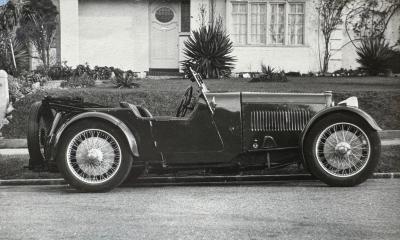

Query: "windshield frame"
(189, 68), (214, 115)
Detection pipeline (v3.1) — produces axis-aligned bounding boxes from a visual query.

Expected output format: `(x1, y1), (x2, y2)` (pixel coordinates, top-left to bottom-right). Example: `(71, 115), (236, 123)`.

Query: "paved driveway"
(0, 179), (399, 240)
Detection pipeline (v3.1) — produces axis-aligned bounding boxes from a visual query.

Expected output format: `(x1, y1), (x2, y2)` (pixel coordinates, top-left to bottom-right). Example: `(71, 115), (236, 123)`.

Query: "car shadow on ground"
(30, 180), (338, 194)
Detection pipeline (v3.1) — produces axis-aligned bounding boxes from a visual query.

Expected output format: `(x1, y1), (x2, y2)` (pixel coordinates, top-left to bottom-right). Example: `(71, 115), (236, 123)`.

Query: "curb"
(1, 173), (399, 186)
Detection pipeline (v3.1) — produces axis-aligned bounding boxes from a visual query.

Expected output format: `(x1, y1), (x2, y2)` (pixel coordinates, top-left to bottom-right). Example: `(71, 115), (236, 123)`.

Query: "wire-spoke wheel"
(305, 113), (380, 187)
(316, 123), (370, 178)
(57, 120), (133, 192)
(67, 129), (122, 184)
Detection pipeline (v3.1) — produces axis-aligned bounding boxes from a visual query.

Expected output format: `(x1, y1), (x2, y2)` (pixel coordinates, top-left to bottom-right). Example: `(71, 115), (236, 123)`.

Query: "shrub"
(111, 68), (140, 88)
(332, 68), (366, 77)
(73, 63), (94, 79)
(250, 64), (288, 82)
(22, 71), (51, 85)
(182, 19), (235, 78)
(60, 73), (95, 88)
(285, 71), (301, 77)
(7, 75), (36, 102)
(387, 50), (400, 74)
(46, 62), (73, 80)
(356, 38), (394, 76)
(93, 66), (113, 80)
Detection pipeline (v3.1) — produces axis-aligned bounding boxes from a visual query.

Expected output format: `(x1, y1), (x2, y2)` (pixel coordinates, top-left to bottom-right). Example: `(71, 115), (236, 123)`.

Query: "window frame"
(229, 0), (306, 47)
(231, 2), (249, 44)
(287, 2), (305, 45)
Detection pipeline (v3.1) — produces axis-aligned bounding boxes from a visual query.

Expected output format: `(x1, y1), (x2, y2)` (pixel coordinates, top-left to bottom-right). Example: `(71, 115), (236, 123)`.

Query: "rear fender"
(54, 112), (139, 157)
(299, 106), (381, 169)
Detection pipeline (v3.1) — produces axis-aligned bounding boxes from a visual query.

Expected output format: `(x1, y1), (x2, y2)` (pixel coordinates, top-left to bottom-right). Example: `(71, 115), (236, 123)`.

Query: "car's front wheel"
(57, 119), (133, 192)
(304, 113), (380, 187)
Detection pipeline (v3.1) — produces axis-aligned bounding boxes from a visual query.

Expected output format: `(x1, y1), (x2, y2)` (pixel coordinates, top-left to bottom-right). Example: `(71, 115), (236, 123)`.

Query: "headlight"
(338, 96), (358, 108)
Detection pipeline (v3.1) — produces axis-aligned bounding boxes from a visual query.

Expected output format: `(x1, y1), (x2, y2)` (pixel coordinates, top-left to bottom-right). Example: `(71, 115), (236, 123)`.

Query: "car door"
(151, 101), (224, 162)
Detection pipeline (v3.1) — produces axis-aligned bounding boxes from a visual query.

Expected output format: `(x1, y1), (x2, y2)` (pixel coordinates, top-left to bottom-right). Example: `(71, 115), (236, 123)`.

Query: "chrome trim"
(242, 92), (332, 105)
(250, 109), (312, 132)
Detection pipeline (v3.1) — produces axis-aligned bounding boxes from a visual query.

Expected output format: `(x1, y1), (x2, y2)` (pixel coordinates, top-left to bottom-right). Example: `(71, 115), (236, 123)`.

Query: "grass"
(1, 144), (399, 179)
(136, 76), (400, 93)
(2, 76), (400, 139)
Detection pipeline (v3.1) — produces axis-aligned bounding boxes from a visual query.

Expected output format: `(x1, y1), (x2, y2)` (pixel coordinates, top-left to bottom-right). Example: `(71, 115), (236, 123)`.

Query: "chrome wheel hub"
(87, 148), (103, 164)
(316, 123), (371, 177)
(335, 142), (351, 156)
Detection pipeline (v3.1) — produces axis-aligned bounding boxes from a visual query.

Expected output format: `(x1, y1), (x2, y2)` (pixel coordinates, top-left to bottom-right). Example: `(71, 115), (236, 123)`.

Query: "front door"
(150, 1), (180, 69)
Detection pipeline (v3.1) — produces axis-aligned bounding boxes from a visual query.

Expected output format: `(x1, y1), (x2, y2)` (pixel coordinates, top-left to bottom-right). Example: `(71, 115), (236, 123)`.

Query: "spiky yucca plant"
(356, 38), (394, 76)
(182, 19), (235, 78)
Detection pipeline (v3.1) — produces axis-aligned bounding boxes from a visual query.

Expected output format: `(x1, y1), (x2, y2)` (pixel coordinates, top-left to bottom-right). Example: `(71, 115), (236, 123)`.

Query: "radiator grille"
(250, 110), (312, 131)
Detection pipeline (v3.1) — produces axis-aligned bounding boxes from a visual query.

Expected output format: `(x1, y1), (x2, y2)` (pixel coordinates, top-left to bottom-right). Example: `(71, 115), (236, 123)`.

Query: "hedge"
(1, 88), (399, 138)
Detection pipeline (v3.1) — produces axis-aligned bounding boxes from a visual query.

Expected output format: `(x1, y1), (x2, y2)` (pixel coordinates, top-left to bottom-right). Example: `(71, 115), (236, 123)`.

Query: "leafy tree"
(316, 0), (352, 74)
(0, 0), (26, 73)
(345, 0), (400, 44)
(17, 0), (58, 68)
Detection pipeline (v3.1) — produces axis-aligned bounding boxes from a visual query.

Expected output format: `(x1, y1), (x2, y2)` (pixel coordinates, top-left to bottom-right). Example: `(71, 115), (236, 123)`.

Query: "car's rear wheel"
(304, 113), (380, 187)
(57, 119), (133, 192)
(27, 101), (54, 167)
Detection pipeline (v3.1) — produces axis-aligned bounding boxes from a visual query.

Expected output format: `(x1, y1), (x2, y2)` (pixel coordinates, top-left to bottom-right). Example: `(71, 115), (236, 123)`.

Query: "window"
(288, 3), (304, 45)
(250, 3), (267, 44)
(231, 1), (305, 46)
(232, 3), (248, 44)
(270, 3), (285, 44)
(181, 0), (190, 32)
(155, 7), (174, 23)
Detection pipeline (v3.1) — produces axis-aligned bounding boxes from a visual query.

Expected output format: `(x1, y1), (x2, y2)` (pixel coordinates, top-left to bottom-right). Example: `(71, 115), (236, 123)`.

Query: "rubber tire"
(304, 113), (380, 187)
(27, 101), (54, 166)
(56, 119), (133, 192)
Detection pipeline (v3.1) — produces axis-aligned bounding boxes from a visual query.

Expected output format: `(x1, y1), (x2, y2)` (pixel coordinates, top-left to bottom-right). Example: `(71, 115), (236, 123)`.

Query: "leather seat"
(120, 102), (153, 118)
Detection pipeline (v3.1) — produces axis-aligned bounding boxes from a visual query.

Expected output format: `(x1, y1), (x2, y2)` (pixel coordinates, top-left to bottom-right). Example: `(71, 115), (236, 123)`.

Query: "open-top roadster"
(27, 68), (381, 192)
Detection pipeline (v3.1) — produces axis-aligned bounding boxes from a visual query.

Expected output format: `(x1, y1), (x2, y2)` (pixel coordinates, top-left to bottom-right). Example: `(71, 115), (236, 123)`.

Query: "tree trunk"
(46, 47), (50, 68)
(322, 38), (330, 74)
(8, 39), (17, 71)
(41, 50), (47, 67)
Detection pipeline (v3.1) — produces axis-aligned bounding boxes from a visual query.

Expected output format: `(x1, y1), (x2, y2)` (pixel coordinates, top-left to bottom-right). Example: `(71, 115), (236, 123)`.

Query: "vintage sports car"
(27, 68), (381, 192)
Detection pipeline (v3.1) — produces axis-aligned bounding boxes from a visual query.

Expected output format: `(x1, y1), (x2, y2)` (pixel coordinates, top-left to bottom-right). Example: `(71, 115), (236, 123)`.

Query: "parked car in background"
(27, 68), (381, 192)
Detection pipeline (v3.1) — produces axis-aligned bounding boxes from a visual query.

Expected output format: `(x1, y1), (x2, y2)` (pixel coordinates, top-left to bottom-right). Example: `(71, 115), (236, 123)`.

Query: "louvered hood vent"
(250, 110), (312, 132)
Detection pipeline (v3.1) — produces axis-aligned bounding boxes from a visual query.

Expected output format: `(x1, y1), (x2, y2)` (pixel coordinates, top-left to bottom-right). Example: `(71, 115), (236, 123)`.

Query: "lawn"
(2, 76), (400, 138)
(136, 76), (400, 93)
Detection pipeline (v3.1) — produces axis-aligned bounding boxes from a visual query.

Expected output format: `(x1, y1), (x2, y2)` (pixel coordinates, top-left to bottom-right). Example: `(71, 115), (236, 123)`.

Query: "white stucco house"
(50, 0), (400, 75)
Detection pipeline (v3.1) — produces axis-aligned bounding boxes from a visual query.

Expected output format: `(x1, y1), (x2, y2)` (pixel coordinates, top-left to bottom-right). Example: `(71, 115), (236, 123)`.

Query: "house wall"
(219, 0), (400, 73)
(59, 0), (79, 66)
(78, 0), (149, 71)
(56, 0), (399, 74)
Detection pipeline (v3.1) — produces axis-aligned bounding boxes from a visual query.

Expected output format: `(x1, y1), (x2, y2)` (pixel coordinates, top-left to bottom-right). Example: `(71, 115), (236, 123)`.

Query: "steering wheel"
(176, 86), (193, 117)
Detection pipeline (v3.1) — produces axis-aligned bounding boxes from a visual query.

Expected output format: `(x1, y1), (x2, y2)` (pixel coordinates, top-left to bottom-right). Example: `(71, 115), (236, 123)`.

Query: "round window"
(155, 7), (174, 23)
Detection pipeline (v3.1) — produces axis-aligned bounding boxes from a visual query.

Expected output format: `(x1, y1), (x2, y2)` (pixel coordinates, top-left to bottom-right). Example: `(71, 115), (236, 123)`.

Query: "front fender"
(299, 106), (381, 169)
(54, 112), (139, 157)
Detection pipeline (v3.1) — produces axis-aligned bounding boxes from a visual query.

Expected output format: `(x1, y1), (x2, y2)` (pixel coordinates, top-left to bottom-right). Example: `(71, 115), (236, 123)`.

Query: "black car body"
(27, 69), (381, 192)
